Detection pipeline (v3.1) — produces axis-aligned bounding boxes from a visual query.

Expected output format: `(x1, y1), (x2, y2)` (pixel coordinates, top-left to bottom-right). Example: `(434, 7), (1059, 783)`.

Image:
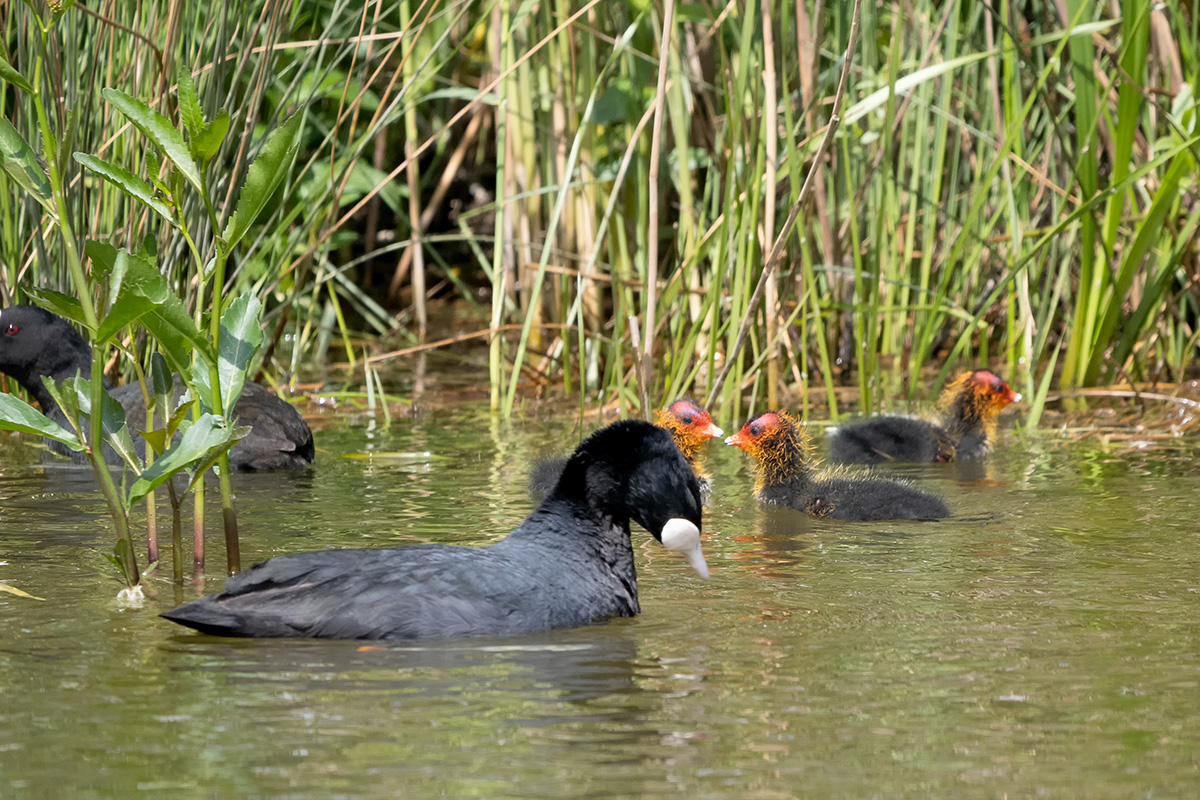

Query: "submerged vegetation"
(1, 0), (1199, 580)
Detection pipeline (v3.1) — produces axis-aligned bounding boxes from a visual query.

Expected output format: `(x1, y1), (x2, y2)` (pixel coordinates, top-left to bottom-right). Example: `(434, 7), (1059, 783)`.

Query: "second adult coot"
(0, 305), (313, 471)
(162, 420), (709, 639)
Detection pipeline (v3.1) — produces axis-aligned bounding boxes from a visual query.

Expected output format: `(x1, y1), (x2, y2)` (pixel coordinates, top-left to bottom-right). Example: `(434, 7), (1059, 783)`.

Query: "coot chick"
(828, 370), (1020, 464)
(727, 411), (950, 521)
(162, 420), (709, 639)
(528, 399), (723, 496)
(0, 305), (313, 471)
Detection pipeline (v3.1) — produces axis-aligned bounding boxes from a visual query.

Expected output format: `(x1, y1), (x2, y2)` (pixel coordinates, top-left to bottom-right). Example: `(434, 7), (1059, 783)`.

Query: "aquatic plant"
(0, 2), (301, 589)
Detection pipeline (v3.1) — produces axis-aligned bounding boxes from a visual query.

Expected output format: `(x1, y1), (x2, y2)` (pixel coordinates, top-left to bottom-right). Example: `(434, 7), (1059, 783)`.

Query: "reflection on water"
(1, 411), (1199, 798)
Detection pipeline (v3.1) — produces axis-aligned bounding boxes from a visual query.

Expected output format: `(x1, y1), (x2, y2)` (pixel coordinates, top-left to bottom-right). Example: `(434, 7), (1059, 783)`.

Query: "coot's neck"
(753, 425), (813, 498)
(511, 496), (639, 607)
(9, 324), (96, 415)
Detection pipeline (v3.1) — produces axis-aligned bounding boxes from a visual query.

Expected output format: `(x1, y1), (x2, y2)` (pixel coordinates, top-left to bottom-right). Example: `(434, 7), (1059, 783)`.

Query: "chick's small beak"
(1003, 386), (1021, 404)
(702, 422), (723, 439)
(659, 518), (710, 580)
(724, 430), (747, 448)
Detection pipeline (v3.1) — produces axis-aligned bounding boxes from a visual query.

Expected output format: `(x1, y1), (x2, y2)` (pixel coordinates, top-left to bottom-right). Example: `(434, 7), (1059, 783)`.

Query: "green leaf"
(0, 118), (55, 212)
(222, 113), (302, 249)
(141, 295), (215, 376)
(127, 414), (245, 504)
(193, 110), (230, 163)
(216, 294), (263, 413)
(74, 152), (174, 224)
(101, 88), (202, 192)
(149, 352), (173, 400)
(25, 288), (88, 329)
(176, 62), (206, 144)
(56, 376), (141, 469)
(85, 239), (118, 278)
(95, 247), (169, 343)
(0, 393), (82, 451)
(0, 54), (35, 94)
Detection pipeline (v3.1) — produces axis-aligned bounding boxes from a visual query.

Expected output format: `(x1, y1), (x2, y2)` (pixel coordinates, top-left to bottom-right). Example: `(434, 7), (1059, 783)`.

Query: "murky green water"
(1, 410), (1198, 798)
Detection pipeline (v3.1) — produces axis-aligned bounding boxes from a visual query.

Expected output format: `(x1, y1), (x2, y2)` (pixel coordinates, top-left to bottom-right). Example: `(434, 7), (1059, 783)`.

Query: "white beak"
(659, 517), (710, 580)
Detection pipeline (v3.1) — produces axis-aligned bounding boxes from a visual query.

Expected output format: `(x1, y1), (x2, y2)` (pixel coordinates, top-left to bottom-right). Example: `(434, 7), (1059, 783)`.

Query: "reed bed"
(2, 0), (1198, 434)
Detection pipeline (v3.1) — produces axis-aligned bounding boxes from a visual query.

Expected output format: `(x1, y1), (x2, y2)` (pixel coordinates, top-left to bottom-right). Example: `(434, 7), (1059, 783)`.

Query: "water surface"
(0, 412), (1198, 798)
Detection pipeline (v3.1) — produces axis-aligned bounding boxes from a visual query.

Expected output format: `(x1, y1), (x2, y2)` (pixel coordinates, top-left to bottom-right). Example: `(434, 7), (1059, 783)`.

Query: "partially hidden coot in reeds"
(162, 420), (709, 639)
(0, 305), (314, 471)
(528, 399), (723, 497)
(828, 370), (1020, 464)
(727, 411), (950, 521)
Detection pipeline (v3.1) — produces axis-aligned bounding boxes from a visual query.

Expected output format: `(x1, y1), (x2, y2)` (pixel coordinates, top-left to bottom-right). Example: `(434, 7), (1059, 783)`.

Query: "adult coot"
(528, 399), (723, 497)
(727, 411), (950, 521)
(828, 370), (1020, 464)
(162, 420), (709, 639)
(0, 305), (313, 471)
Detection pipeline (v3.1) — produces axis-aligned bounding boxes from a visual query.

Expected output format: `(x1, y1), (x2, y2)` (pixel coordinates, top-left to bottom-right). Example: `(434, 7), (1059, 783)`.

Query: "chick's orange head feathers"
(970, 370), (1021, 409)
(725, 411), (789, 453)
(657, 400), (723, 441)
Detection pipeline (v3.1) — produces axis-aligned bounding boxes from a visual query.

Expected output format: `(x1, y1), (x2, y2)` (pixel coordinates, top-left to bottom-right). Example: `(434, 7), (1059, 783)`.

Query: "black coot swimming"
(528, 399), (723, 497)
(0, 305), (313, 471)
(727, 411), (950, 521)
(828, 370), (1020, 464)
(162, 420), (709, 639)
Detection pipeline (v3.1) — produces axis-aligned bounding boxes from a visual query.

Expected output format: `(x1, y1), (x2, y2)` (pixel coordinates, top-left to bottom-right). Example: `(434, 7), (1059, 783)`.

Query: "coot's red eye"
(5, 323), (17, 335)
(750, 425), (761, 436)
(680, 415), (694, 425)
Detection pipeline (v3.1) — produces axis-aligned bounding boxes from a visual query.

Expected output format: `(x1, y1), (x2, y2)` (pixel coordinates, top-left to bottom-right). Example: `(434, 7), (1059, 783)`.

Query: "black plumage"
(162, 420), (709, 639)
(527, 400), (721, 500)
(828, 370), (1019, 464)
(0, 305), (313, 471)
(828, 417), (952, 464)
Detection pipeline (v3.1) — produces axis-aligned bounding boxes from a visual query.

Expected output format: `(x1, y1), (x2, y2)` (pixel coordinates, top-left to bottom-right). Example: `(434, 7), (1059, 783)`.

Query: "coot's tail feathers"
(527, 455), (568, 497)
(160, 599), (255, 637)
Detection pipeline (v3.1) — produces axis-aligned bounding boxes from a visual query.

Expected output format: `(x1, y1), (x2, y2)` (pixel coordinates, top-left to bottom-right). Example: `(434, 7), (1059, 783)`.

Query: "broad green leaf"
(74, 152), (174, 224)
(85, 239), (118, 278)
(194, 110), (230, 163)
(222, 113), (302, 249)
(95, 293), (155, 345)
(149, 352), (172, 401)
(216, 294), (262, 413)
(0, 393), (82, 450)
(139, 427), (168, 457)
(25, 288), (88, 329)
(0, 118), (54, 211)
(102, 88), (202, 192)
(95, 247), (170, 343)
(127, 414), (245, 504)
(57, 376), (141, 469)
(176, 62), (206, 143)
(0, 54), (34, 94)
(141, 295), (215, 375)
(183, 424), (251, 496)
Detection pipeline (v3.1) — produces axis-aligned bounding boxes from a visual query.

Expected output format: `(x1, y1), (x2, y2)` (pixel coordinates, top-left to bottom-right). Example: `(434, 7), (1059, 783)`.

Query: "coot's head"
(654, 399), (722, 460)
(556, 420), (708, 579)
(942, 370), (1021, 421)
(0, 305), (89, 390)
